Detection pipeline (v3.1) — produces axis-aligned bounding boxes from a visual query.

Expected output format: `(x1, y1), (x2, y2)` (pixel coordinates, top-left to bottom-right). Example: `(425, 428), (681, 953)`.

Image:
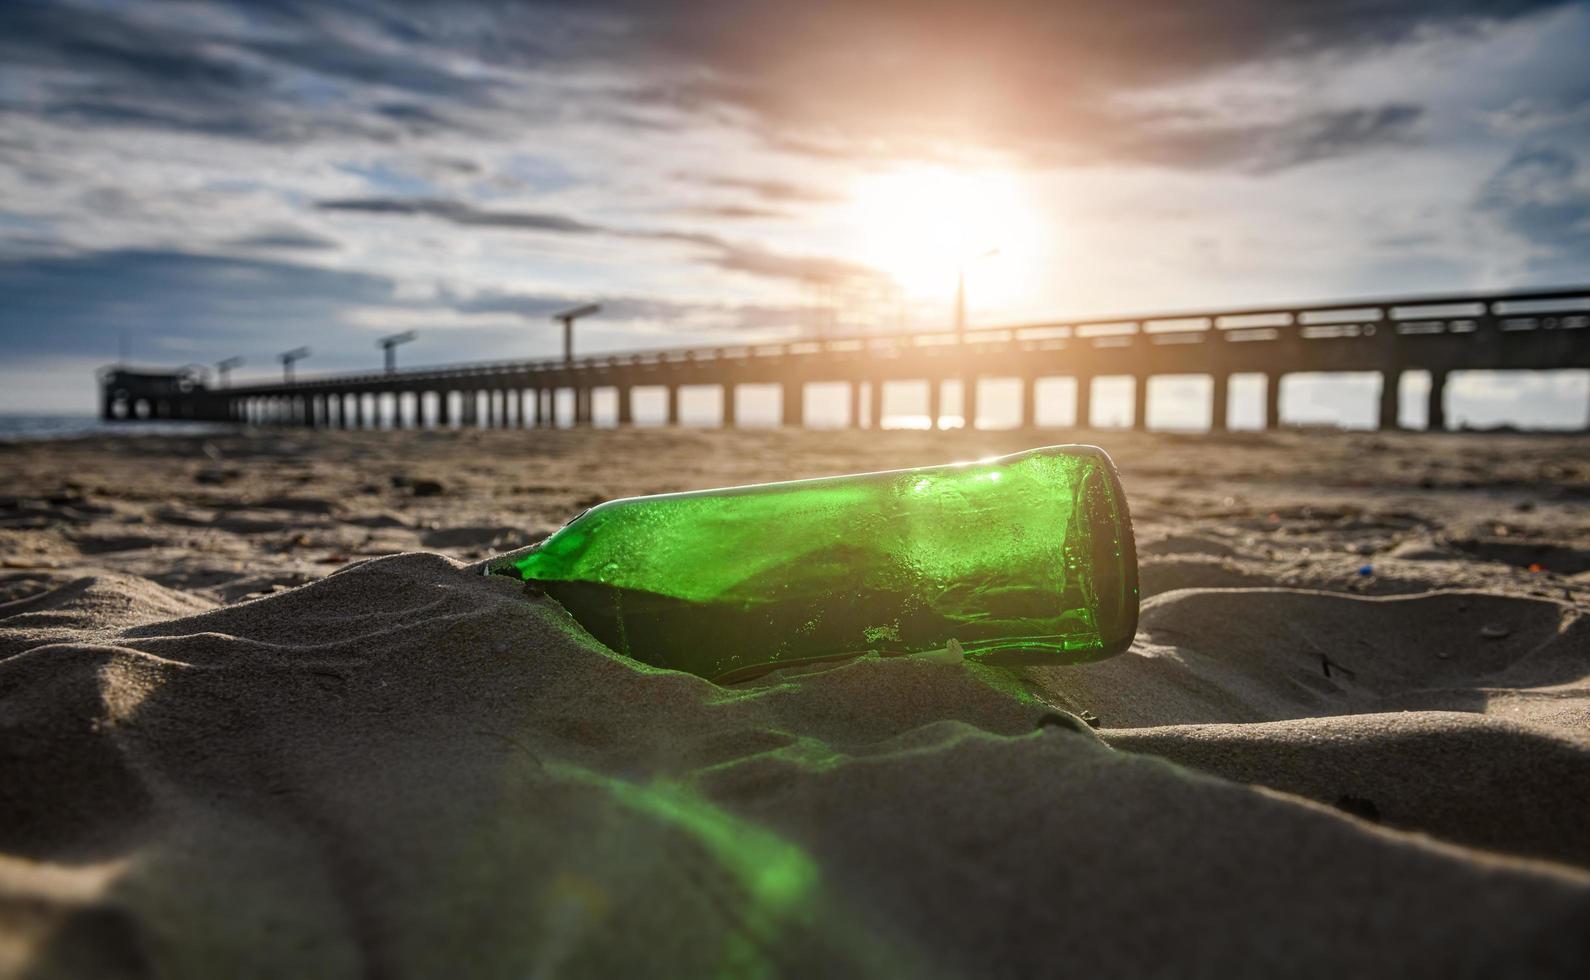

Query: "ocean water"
(0, 415), (238, 441)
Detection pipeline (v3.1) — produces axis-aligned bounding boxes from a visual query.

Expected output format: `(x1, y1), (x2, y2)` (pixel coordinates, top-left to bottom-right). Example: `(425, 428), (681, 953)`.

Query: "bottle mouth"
(1080, 449), (1140, 658)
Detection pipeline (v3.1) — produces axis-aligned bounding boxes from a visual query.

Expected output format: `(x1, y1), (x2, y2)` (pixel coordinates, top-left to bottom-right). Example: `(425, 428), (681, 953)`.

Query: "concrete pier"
(99, 287), (1590, 433)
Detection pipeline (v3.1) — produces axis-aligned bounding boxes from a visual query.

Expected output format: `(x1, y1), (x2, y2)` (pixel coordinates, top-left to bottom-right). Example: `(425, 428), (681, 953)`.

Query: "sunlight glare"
(849, 167), (1041, 309)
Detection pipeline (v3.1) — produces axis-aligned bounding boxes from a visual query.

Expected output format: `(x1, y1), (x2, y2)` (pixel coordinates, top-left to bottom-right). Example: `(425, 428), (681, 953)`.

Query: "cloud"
(317, 197), (604, 234)
(0, 247), (819, 383)
(315, 195), (881, 285)
(230, 229), (342, 251)
(588, 0), (1569, 164)
(691, 175), (844, 204)
(0, 249), (398, 363)
(1123, 104), (1426, 174)
(678, 204), (792, 220)
(1475, 145), (1590, 271)
(4, 0), (1562, 167)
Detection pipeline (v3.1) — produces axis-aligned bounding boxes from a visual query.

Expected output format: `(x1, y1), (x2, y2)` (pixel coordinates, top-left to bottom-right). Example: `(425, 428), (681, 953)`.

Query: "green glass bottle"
(487, 445), (1138, 682)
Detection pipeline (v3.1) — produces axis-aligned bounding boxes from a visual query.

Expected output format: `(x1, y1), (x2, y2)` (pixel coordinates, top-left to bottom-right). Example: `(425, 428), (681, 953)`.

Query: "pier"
(99, 286), (1590, 432)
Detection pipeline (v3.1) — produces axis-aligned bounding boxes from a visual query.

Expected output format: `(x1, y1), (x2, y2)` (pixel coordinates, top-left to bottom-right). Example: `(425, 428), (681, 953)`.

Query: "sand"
(1, 426), (1588, 977)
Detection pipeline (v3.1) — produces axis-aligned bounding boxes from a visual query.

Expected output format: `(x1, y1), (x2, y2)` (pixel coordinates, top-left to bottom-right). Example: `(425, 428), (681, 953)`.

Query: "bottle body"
(492, 445), (1138, 682)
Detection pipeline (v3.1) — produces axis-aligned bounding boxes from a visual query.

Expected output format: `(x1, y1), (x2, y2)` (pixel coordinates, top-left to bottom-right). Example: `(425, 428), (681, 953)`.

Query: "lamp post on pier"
(216, 356), (243, 388)
(954, 247), (1000, 338)
(280, 347), (310, 384)
(552, 304), (601, 364)
(378, 331), (417, 374)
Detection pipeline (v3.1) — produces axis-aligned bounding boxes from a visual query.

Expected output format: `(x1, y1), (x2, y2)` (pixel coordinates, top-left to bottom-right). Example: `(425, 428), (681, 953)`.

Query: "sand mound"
(1108, 712), (1590, 867)
(1027, 587), (1584, 728)
(0, 573), (215, 655)
(1, 557), (1587, 977)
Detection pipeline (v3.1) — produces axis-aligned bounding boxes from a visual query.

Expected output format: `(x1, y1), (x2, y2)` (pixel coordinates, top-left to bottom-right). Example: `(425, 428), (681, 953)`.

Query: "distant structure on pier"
(99, 286), (1590, 433)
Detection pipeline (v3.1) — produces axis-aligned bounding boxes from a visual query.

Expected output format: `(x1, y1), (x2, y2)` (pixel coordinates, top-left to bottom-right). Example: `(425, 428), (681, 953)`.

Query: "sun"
(848, 166), (1041, 310)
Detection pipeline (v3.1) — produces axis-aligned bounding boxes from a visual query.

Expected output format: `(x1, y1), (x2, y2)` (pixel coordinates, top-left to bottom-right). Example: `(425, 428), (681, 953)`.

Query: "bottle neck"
(481, 540), (546, 578)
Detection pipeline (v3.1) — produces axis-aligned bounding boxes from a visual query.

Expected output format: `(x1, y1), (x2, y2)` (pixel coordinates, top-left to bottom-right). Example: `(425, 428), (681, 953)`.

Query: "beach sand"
(1, 427), (1587, 977)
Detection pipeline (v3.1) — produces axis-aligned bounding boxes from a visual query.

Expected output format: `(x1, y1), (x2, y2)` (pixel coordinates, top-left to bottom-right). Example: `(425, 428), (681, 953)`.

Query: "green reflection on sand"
(552, 762), (819, 976)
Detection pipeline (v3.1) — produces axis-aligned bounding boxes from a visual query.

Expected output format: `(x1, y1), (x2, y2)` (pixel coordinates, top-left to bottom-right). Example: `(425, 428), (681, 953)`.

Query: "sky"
(1, 0), (1587, 423)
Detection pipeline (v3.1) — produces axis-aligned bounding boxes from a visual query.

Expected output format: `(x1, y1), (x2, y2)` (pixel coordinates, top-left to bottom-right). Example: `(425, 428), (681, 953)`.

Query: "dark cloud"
(239, 37), (502, 103)
(584, 0), (1569, 163)
(692, 175), (844, 204)
(230, 229), (342, 251)
(678, 204), (793, 220)
(446, 291), (682, 321)
(610, 0), (1575, 92)
(0, 246), (814, 379)
(316, 196), (881, 285)
(3, 0), (1567, 166)
(703, 244), (878, 286)
(1124, 104), (1426, 174)
(449, 288), (812, 335)
(0, 249), (397, 363)
(0, 0), (490, 143)
(1476, 146), (1590, 275)
(317, 198), (604, 234)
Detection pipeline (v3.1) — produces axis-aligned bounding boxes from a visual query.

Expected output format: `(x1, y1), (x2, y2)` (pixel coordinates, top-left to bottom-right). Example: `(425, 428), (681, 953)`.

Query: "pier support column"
(617, 386), (633, 426)
(1133, 376), (1149, 430)
(850, 380), (863, 429)
(1427, 369), (1448, 432)
(722, 384), (737, 428)
(782, 382), (804, 428)
(927, 380), (942, 430)
(575, 387), (592, 426)
(666, 385), (680, 426)
(1265, 373), (1284, 430)
(438, 390), (451, 428)
(870, 381), (885, 429)
(463, 391), (478, 428)
(534, 388), (547, 428)
(962, 376), (979, 431)
(517, 389), (529, 428)
(352, 394), (364, 429)
(1210, 374), (1229, 432)
(1379, 370), (1401, 431)
(1075, 377), (1092, 428)
(1020, 377), (1037, 429)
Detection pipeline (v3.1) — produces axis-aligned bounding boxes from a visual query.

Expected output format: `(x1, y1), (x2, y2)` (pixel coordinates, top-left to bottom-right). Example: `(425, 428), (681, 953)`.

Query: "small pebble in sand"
(1480, 624), (1511, 640)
